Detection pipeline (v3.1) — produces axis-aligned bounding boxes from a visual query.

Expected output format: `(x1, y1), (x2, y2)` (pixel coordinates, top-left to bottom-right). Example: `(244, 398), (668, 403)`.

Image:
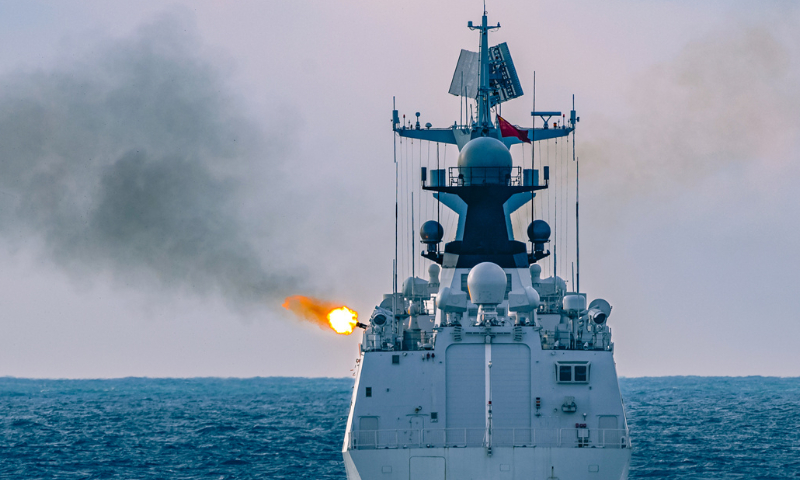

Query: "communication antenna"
(393, 96), (398, 327)
(573, 94), (580, 293)
(531, 72), (535, 227)
(571, 262), (575, 292)
(411, 192), (415, 280)
(553, 152), (557, 279)
(437, 143), (441, 236)
(576, 155), (580, 293)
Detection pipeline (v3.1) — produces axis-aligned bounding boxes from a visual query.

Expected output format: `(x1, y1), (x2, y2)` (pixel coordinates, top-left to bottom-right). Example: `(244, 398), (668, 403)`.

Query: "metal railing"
(448, 166), (522, 186)
(349, 427), (630, 450)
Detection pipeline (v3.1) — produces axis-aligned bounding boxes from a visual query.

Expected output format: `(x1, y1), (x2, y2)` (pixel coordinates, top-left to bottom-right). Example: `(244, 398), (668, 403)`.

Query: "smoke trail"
(0, 12), (299, 311)
(581, 21), (800, 205)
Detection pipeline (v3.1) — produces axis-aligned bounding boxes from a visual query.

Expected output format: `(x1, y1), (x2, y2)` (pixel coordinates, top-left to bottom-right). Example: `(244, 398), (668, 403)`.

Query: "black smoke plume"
(0, 13), (298, 311)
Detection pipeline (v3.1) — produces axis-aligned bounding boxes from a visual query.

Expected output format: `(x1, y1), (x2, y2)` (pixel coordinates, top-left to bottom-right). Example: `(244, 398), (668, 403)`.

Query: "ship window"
(505, 274), (512, 299)
(555, 362), (590, 384)
(365, 387), (372, 397)
(392, 355), (400, 364)
(430, 412), (438, 423)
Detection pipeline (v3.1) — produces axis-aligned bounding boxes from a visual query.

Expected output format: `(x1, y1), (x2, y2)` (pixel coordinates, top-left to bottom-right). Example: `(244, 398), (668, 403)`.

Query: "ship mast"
(469, 8), (500, 135)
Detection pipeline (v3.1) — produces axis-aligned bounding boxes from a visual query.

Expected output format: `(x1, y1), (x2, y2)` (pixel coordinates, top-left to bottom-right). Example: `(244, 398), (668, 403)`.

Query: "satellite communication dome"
(529, 264), (542, 282)
(428, 263), (441, 284)
(467, 262), (507, 305)
(527, 220), (551, 244)
(458, 137), (513, 169)
(419, 220), (444, 244)
(563, 294), (586, 315)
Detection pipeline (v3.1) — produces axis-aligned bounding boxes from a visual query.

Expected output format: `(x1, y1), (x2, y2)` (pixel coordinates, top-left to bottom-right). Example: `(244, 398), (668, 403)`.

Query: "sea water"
(1, 376), (798, 479)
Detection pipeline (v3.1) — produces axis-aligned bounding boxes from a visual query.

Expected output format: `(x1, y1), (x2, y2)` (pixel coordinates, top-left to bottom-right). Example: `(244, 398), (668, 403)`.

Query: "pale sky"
(0, 0), (797, 378)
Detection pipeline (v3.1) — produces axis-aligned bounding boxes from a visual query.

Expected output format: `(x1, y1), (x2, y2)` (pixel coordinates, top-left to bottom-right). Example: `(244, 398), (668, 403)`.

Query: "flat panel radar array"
(448, 50), (481, 99)
(449, 42), (523, 107)
(487, 43), (523, 106)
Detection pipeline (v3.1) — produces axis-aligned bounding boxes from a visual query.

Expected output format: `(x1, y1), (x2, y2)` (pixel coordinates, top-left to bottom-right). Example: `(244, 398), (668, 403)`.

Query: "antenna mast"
(531, 72), (535, 227)
(437, 144), (440, 236)
(576, 155), (580, 293)
(411, 192), (415, 280)
(572, 94), (580, 293)
(553, 156), (557, 279)
(468, 9), (500, 135)
(393, 96), (398, 328)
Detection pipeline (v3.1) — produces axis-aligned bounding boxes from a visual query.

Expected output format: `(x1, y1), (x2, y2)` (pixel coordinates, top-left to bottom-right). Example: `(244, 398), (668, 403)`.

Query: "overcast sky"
(0, 0), (797, 378)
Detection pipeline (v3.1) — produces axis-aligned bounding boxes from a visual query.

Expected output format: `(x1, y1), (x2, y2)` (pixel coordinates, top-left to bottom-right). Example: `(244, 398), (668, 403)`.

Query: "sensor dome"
(458, 137), (513, 169)
(527, 220), (551, 244)
(457, 137), (513, 185)
(467, 262), (507, 305)
(420, 220), (444, 244)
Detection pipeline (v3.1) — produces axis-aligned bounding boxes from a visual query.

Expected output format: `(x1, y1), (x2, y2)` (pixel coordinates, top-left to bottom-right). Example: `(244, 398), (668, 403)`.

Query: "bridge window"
(555, 362), (590, 384)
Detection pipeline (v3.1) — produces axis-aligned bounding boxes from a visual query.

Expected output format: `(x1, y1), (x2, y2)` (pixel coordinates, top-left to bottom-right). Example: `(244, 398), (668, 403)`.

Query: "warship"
(343, 9), (630, 479)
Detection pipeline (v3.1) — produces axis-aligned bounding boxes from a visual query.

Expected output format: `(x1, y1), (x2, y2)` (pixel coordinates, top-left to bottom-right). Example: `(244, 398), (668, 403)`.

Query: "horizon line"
(2, 374), (799, 381)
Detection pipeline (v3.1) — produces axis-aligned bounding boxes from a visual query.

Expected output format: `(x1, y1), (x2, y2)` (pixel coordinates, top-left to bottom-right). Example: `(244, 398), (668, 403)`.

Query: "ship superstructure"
(343, 10), (630, 480)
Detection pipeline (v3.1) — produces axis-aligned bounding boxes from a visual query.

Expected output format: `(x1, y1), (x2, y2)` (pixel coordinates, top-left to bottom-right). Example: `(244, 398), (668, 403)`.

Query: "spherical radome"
(467, 262), (507, 305)
(420, 220), (444, 243)
(457, 137), (512, 169)
(529, 264), (542, 281)
(527, 220), (551, 243)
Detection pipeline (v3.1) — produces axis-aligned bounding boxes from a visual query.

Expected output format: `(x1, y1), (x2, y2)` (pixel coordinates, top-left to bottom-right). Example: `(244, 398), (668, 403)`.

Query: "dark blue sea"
(1, 376), (798, 479)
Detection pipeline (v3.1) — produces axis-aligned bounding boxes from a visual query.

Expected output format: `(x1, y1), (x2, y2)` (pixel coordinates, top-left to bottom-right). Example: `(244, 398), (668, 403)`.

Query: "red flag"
(497, 115), (531, 143)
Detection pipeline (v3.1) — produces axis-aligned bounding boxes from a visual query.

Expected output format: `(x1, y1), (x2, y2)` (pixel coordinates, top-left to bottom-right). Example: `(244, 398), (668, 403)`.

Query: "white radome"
(457, 136), (512, 169)
(467, 261), (507, 305)
(563, 294), (587, 313)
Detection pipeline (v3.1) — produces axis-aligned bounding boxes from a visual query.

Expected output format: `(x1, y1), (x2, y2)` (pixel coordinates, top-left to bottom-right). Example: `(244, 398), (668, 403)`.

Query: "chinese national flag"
(497, 115), (531, 143)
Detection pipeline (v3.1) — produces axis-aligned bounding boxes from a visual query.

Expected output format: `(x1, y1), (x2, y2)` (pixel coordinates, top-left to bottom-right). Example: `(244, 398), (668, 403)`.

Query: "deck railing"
(349, 427), (630, 450)
(448, 166), (522, 186)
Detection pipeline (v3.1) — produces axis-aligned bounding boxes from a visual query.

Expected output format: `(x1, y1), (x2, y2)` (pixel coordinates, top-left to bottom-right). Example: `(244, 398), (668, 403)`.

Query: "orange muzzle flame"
(282, 295), (359, 335)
